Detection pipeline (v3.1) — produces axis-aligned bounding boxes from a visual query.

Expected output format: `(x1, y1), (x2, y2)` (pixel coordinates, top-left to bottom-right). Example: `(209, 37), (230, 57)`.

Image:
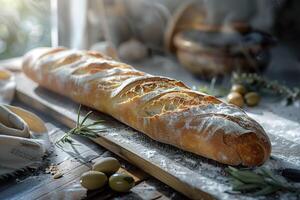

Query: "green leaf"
(230, 170), (265, 184)
(226, 166), (300, 196)
(231, 178), (244, 186)
(252, 186), (279, 196)
(232, 184), (259, 191)
(227, 166), (238, 172)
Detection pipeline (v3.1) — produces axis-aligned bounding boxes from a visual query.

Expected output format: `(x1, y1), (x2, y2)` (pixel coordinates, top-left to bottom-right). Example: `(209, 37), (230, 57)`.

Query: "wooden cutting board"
(15, 73), (300, 200)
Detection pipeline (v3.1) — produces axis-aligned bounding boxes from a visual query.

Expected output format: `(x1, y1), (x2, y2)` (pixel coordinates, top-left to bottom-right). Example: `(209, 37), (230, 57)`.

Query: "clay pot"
(174, 30), (273, 78)
(164, 2), (251, 53)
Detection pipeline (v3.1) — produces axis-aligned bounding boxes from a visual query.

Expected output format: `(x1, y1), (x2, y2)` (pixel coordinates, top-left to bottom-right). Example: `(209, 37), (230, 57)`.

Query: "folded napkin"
(0, 69), (16, 104)
(0, 104), (50, 176)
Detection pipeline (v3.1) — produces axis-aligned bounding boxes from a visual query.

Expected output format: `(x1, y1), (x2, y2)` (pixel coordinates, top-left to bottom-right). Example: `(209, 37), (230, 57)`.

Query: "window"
(0, 0), (51, 59)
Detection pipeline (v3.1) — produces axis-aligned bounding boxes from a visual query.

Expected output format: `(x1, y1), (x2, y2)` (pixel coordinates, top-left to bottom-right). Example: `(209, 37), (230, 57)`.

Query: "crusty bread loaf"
(22, 47), (271, 166)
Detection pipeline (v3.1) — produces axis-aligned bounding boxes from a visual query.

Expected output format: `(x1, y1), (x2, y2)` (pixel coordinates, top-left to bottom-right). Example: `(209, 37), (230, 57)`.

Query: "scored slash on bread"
(22, 47), (271, 166)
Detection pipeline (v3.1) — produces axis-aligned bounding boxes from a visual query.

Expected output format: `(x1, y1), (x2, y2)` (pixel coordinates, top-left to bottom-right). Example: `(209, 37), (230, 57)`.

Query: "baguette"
(22, 47), (271, 166)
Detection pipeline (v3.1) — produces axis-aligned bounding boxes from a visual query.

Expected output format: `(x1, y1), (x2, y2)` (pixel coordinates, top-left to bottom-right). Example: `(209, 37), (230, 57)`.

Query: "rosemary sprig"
(226, 167), (300, 196)
(56, 105), (105, 145)
(232, 72), (300, 105)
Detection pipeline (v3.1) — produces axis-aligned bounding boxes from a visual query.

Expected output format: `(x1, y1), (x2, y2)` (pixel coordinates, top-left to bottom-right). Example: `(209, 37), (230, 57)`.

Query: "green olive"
(109, 173), (135, 192)
(80, 171), (107, 190)
(92, 157), (121, 175)
(231, 84), (247, 95)
(245, 92), (260, 106)
(227, 92), (244, 107)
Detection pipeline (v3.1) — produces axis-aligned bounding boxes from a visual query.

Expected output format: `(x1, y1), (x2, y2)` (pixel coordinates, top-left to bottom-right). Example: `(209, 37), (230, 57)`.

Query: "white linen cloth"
(0, 104), (50, 176)
(0, 69), (16, 104)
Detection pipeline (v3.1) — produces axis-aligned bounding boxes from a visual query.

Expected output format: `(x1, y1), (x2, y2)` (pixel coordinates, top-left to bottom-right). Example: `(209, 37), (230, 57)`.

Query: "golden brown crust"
(22, 47), (271, 166)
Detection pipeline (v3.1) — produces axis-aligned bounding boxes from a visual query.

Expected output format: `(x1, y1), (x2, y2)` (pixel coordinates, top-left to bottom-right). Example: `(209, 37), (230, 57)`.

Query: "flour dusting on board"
(88, 107), (300, 200)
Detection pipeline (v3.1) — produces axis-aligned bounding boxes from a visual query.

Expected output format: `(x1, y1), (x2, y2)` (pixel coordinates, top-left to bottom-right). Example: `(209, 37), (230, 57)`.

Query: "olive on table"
(92, 157), (121, 175)
(109, 173), (135, 192)
(245, 92), (260, 106)
(230, 84), (247, 95)
(80, 171), (107, 190)
(0, 70), (11, 80)
(227, 92), (244, 107)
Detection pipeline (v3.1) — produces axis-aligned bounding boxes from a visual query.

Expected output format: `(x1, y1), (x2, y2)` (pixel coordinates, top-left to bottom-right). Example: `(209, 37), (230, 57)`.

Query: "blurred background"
(0, 0), (51, 59)
(1, 0), (300, 88)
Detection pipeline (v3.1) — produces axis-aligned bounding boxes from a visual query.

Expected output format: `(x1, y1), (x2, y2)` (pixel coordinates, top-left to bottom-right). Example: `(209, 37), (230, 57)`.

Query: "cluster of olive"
(227, 84), (260, 107)
(80, 157), (135, 193)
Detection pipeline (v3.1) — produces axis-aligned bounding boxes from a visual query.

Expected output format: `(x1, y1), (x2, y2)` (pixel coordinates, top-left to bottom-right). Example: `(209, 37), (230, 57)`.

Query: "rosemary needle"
(56, 105), (105, 146)
(226, 167), (300, 196)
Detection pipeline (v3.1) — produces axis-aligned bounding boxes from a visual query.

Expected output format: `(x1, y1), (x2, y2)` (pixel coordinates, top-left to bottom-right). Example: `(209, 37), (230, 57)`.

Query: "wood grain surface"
(0, 102), (185, 200)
